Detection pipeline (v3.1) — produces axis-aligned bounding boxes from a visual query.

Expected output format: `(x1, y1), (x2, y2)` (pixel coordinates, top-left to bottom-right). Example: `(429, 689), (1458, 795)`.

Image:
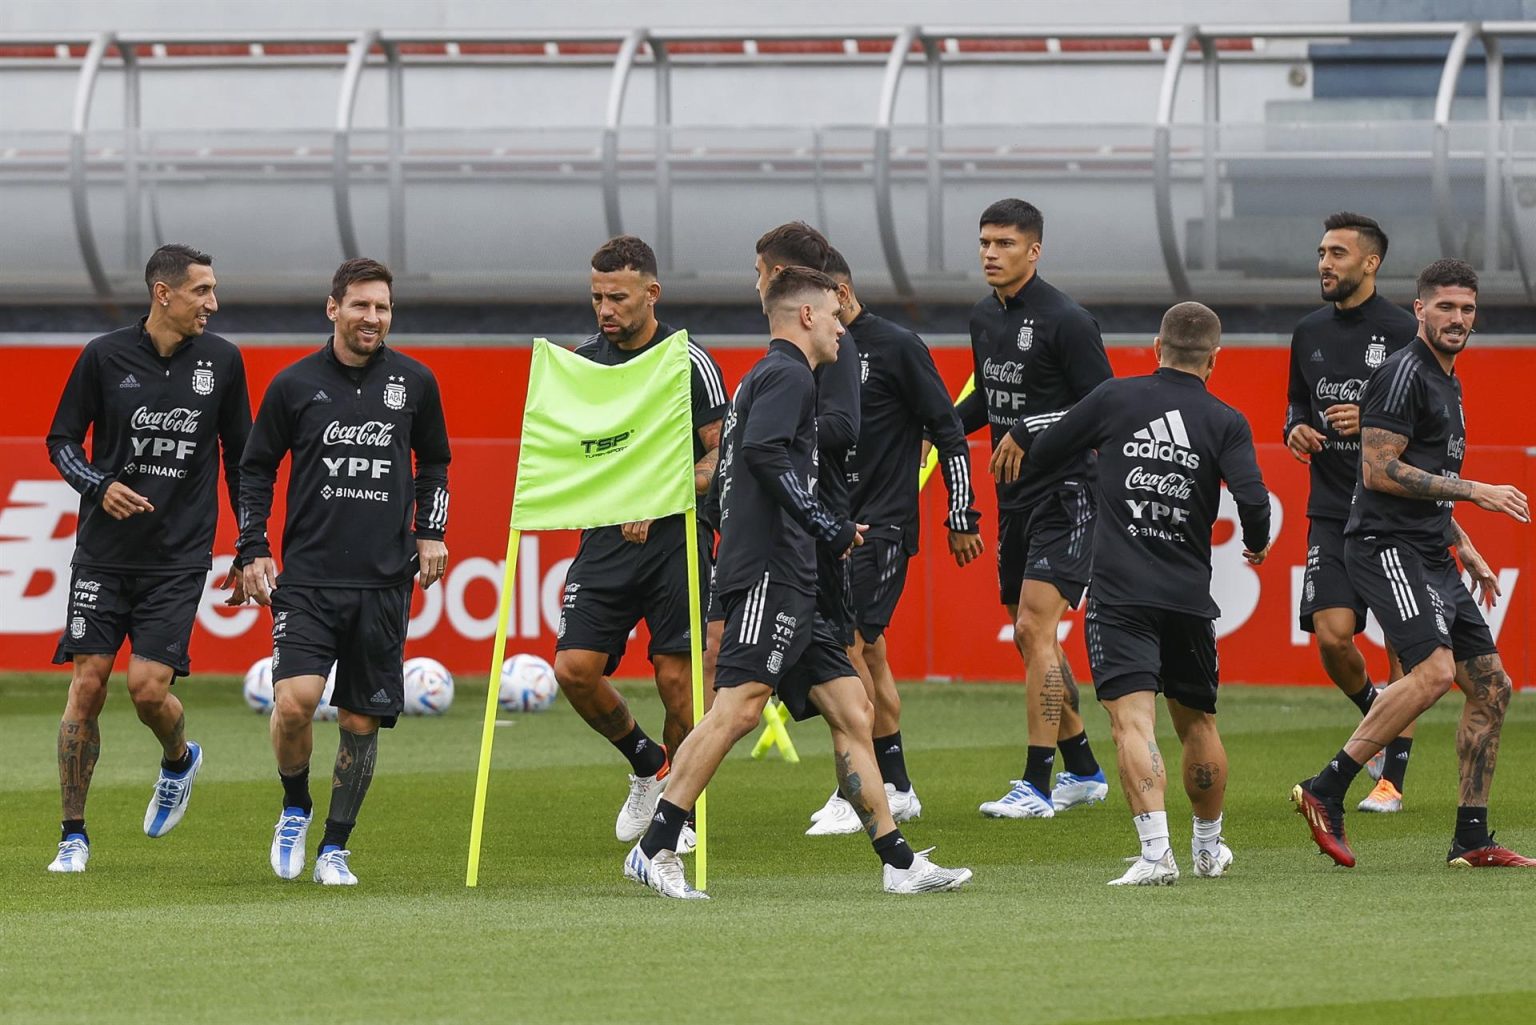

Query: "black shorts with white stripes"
(714, 578), (854, 722)
(849, 538), (909, 643)
(997, 479), (1095, 607)
(1344, 536), (1496, 671)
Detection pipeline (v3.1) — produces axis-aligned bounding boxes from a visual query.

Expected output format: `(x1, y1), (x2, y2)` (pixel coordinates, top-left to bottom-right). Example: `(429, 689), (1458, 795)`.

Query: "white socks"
(1193, 814), (1223, 856)
(1133, 811), (1170, 861)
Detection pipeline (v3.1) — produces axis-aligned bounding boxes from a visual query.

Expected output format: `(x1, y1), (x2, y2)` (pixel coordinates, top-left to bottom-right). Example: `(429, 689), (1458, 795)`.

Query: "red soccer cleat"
(1292, 778), (1356, 868)
(1447, 834), (1536, 868)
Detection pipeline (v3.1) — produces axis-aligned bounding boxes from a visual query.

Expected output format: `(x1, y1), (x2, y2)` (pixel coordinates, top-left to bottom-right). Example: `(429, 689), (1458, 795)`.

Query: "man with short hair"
(554, 235), (727, 852)
(1292, 258), (1533, 870)
(963, 198), (1111, 819)
(47, 242), (248, 872)
(624, 267), (972, 898)
(1030, 302), (1271, 884)
(45, 243), (250, 873)
(238, 257), (452, 886)
(804, 246), (983, 836)
(1285, 212), (1427, 813)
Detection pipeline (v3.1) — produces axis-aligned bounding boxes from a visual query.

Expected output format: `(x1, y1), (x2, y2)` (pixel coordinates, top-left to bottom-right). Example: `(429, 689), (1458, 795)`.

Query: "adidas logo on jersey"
(1310, 350), (1325, 363)
(120, 374), (141, 389)
(312, 389), (332, 404)
(1123, 410), (1201, 468)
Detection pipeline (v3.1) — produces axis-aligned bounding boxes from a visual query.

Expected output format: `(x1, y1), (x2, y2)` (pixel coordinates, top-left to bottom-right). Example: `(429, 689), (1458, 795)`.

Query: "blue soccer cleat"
(144, 741), (203, 838)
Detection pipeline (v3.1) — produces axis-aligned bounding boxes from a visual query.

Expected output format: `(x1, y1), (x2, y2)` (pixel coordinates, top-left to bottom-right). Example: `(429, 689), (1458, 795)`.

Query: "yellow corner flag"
(466, 331), (710, 887)
(918, 372), (976, 490)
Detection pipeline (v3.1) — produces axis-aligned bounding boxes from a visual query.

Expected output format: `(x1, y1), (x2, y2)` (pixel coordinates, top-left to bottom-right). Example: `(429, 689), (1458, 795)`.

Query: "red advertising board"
(2, 341), (1530, 685)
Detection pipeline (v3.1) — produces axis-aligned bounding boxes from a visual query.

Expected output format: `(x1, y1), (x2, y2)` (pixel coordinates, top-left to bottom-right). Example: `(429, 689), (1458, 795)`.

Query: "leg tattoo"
(834, 749), (880, 840)
(580, 701), (635, 742)
(58, 718), (102, 819)
(161, 710), (186, 759)
(1457, 654), (1511, 806)
(329, 727), (378, 827)
(1041, 661), (1066, 727)
(1060, 657), (1081, 713)
(1190, 761), (1220, 790)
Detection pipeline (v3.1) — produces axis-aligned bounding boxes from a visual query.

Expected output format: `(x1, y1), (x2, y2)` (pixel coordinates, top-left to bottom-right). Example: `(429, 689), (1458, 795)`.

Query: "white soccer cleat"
(1051, 770), (1109, 812)
(677, 824), (697, 855)
(313, 848), (358, 886)
(615, 768), (669, 842)
(1357, 779), (1403, 813)
(979, 779), (1055, 819)
(886, 783), (923, 823)
(883, 847), (972, 894)
(1192, 841), (1234, 878)
(47, 836), (90, 874)
(144, 741), (203, 838)
(809, 789), (845, 824)
(1109, 849), (1180, 886)
(270, 808), (312, 879)
(624, 843), (708, 900)
(806, 797), (863, 836)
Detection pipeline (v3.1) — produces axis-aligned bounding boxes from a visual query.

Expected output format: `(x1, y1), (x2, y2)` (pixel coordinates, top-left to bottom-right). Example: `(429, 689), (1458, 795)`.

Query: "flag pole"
(918, 372), (976, 490)
(683, 506), (707, 891)
(465, 524), (521, 887)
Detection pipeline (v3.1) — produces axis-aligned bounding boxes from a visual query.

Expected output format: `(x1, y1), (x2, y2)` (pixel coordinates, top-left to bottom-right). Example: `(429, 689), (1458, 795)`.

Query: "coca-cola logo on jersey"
(130, 406), (201, 434)
(322, 420), (395, 446)
(1315, 378), (1366, 403)
(1125, 466), (1193, 500)
(982, 358), (1025, 385)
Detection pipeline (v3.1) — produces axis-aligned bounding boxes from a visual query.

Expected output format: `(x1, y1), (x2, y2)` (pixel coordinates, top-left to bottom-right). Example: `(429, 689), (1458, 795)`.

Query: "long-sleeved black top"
(843, 308), (979, 553)
(46, 319), (250, 573)
(957, 274), (1113, 510)
(1283, 292), (1419, 521)
(1032, 367), (1271, 618)
(714, 339), (857, 597)
(236, 340), (451, 588)
(814, 331), (861, 520)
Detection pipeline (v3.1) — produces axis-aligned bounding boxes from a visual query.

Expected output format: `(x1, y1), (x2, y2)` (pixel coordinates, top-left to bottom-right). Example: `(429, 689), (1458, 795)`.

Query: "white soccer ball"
(313, 664), (338, 722)
(499, 653), (559, 713)
(404, 656), (455, 716)
(243, 657), (274, 713)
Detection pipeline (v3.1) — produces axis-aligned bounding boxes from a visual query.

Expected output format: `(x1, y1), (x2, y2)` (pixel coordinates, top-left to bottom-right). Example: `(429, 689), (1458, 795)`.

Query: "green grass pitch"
(2, 673), (1535, 1024)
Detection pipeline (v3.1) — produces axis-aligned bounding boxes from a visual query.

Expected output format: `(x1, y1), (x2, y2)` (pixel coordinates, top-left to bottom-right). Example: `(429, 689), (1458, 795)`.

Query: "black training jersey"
(714, 339), (857, 597)
(957, 274), (1113, 510)
(237, 341), (451, 588)
(843, 308), (979, 552)
(1031, 368), (1271, 618)
(571, 321), (728, 556)
(1345, 337), (1465, 556)
(1284, 292), (1419, 521)
(46, 320), (251, 574)
(814, 332), (861, 520)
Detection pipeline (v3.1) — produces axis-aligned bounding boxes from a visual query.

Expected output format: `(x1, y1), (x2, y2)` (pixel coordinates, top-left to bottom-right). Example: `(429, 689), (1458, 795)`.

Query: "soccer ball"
(499, 653), (559, 713)
(404, 656), (455, 716)
(243, 657), (274, 713)
(313, 664), (338, 722)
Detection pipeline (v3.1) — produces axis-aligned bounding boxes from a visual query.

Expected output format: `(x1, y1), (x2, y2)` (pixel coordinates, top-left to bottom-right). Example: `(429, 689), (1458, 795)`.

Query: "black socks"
(640, 798), (689, 859)
(280, 768), (313, 815)
(61, 819), (87, 843)
(1382, 737), (1413, 791)
(612, 724), (667, 778)
(873, 732), (912, 792)
(1059, 731), (1099, 777)
(1312, 750), (1363, 799)
(1455, 806), (1491, 850)
(1024, 746), (1056, 793)
(1348, 682), (1377, 716)
(162, 746), (194, 774)
(873, 829), (915, 870)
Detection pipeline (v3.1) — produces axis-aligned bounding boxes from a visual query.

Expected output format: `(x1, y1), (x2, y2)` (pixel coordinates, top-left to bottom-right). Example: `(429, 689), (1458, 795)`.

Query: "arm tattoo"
(834, 749), (880, 840)
(1362, 427), (1476, 501)
(58, 718), (102, 820)
(693, 448), (720, 495)
(1457, 653), (1512, 806)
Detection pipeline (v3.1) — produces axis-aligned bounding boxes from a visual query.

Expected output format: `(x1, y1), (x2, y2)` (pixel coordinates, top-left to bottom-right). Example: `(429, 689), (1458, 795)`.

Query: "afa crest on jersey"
(384, 375), (407, 410)
(192, 359), (215, 396)
(1365, 339), (1386, 368)
(1016, 320), (1034, 352)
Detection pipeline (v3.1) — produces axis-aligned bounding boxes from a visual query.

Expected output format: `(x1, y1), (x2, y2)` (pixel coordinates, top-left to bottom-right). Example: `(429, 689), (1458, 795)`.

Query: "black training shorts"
(714, 577), (856, 722)
(1300, 517), (1368, 635)
(557, 517), (711, 675)
(997, 480), (1095, 607)
(1084, 599), (1220, 714)
(270, 582), (411, 727)
(1344, 536), (1496, 672)
(52, 568), (204, 678)
(816, 544), (856, 648)
(848, 537), (910, 644)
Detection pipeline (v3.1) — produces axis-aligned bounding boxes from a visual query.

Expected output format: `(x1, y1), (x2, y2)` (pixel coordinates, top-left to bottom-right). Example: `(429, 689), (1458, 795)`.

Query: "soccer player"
(44, 243), (249, 873)
(804, 246), (983, 836)
(238, 257), (451, 886)
(553, 235), (727, 851)
(623, 267), (972, 898)
(1285, 212), (1421, 812)
(1030, 302), (1271, 884)
(965, 198), (1111, 819)
(1292, 258), (1534, 870)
